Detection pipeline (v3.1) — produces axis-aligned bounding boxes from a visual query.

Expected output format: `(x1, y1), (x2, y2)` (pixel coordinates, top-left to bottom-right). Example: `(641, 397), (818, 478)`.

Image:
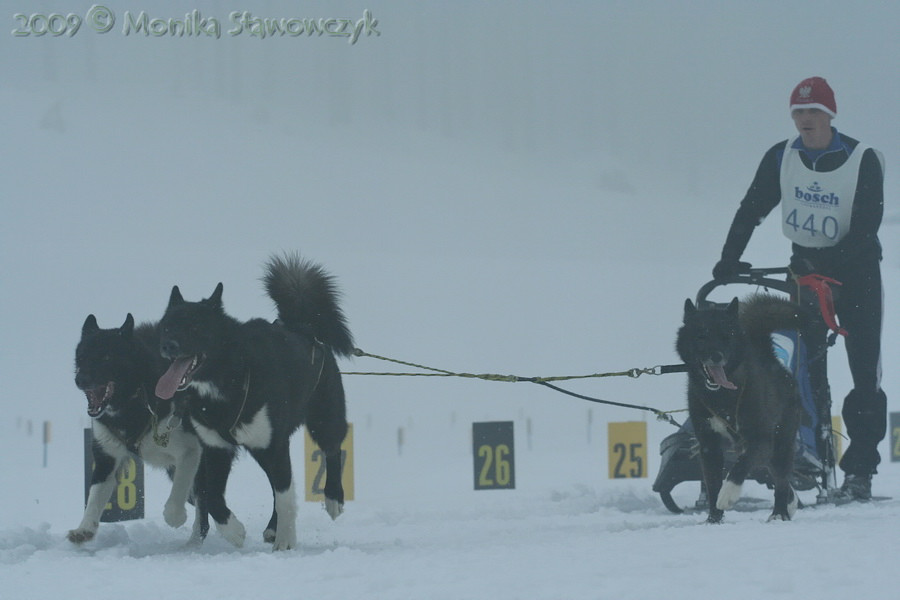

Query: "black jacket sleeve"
(719, 142), (785, 262)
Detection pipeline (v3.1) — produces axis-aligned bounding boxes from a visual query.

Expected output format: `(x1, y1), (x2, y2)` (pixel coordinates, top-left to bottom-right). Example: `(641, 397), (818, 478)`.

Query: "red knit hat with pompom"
(790, 77), (836, 118)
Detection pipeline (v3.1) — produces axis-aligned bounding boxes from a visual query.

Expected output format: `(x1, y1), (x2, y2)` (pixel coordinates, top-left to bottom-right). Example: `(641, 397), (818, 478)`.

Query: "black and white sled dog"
(70, 314), (205, 544)
(155, 253), (354, 551)
(676, 293), (803, 523)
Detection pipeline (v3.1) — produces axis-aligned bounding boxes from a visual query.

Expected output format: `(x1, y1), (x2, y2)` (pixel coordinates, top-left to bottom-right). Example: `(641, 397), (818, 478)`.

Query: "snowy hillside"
(1, 2), (898, 599)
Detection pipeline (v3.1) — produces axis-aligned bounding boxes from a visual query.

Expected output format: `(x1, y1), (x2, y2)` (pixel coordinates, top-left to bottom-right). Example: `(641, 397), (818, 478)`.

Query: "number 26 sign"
(473, 421), (515, 490)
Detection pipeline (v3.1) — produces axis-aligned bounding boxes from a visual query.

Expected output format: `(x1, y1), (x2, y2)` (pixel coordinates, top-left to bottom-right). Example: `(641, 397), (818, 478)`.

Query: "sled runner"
(653, 265), (846, 513)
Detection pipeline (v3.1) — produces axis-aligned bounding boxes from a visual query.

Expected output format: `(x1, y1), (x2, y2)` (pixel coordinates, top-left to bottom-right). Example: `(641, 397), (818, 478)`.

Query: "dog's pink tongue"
(156, 357), (193, 400)
(707, 365), (738, 390)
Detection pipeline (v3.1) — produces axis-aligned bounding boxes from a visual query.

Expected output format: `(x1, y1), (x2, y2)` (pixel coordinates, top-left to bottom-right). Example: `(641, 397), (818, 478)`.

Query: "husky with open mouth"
(156, 253), (353, 551)
(70, 314), (209, 544)
(676, 293), (803, 523)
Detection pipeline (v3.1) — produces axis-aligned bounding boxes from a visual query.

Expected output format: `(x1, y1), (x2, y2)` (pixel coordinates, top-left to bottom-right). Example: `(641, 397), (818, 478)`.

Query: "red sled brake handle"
(796, 274), (849, 338)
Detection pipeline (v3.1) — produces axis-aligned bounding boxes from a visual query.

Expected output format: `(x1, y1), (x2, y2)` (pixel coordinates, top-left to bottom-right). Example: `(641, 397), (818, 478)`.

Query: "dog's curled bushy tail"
(263, 253), (355, 357)
(739, 293), (800, 349)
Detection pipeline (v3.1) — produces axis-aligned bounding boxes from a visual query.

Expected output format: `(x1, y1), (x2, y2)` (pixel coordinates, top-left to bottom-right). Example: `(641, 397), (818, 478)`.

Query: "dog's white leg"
(215, 513), (247, 547)
(163, 438), (200, 528)
(163, 496), (188, 529)
(67, 468), (120, 543)
(716, 480), (743, 511)
(186, 504), (206, 547)
(323, 498), (344, 520)
(787, 485), (798, 518)
(272, 480), (297, 551)
(768, 485), (799, 522)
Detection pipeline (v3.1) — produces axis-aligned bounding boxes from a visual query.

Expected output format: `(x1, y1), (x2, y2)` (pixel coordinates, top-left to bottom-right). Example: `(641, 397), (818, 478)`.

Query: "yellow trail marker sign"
(608, 421), (647, 479)
(304, 423), (354, 502)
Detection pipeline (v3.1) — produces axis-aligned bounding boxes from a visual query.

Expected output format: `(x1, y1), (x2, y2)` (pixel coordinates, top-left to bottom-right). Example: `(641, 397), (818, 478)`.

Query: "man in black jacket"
(713, 76), (886, 501)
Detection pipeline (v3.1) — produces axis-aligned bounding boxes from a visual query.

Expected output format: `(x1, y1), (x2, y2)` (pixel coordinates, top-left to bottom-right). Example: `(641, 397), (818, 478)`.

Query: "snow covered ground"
(3, 415), (900, 600)
(2, 1), (898, 599)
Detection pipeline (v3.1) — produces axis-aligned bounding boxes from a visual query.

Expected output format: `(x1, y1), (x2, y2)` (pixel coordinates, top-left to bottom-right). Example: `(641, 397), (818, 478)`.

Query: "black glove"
(789, 256), (815, 276)
(712, 259), (750, 280)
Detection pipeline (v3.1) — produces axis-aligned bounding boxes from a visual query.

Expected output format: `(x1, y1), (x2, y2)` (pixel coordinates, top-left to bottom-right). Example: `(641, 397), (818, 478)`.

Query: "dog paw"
(768, 488), (798, 522)
(273, 541), (295, 551)
(263, 528), (276, 543)
(704, 511), (724, 524)
(67, 528), (96, 544)
(216, 514), (246, 548)
(716, 481), (743, 510)
(767, 512), (792, 522)
(185, 531), (206, 548)
(272, 533), (296, 552)
(164, 502), (188, 528)
(323, 499), (344, 520)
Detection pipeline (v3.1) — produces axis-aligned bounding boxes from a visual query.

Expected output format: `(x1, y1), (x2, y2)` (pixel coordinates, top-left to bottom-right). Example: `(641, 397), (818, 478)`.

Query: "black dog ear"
(727, 297), (740, 315)
(120, 313), (135, 337)
(82, 314), (99, 335)
(683, 298), (696, 318)
(167, 285), (184, 308)
(208, 282), (224, 307)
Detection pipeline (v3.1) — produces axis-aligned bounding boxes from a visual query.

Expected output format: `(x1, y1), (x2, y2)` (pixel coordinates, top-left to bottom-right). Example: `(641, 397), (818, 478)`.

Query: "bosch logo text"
(794, 187), (839, 206)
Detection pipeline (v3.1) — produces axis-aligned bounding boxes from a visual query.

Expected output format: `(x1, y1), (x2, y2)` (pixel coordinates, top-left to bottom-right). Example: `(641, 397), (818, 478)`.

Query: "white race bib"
(780, 137), (869, 248)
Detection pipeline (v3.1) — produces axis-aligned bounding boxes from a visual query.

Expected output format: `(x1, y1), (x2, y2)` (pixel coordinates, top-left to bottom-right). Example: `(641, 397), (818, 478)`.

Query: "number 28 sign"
(83, 428), (145, 522)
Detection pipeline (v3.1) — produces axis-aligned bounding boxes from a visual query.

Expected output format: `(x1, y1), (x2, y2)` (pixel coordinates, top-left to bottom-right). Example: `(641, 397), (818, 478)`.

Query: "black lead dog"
(156, 253), (353, 550)
(70, 314), (206, 544)
(677, 293), (802, 523)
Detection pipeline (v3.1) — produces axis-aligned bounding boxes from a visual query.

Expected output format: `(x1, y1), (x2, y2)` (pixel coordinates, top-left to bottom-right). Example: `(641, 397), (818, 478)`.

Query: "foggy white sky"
(1, 1), (897, 438)
(6, 2), (898, 162)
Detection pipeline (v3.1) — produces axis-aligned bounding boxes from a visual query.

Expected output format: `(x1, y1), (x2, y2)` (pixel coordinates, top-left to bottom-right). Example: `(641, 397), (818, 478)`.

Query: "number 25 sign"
(607, 421), (647, 479)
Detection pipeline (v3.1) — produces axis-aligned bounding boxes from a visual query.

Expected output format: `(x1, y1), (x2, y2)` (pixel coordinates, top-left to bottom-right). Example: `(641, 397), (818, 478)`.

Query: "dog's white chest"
(137, 427), (200, 468)
(189, 381), (226, 401)
(192, 405), (274, 450)
(91, 421), (124, 452)
(191, 419), (231, 448)
(709, 416), (733, 440)
(233, 406), (273, 449)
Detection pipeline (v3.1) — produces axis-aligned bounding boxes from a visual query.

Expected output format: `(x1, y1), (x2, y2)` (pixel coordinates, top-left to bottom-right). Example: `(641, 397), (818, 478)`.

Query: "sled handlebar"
(696, 266), (793, 305)
(698, 265), (849, 341)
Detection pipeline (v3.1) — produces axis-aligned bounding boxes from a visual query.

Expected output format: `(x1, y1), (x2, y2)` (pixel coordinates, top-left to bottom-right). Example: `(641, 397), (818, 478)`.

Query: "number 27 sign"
(304, 423), (354, 502)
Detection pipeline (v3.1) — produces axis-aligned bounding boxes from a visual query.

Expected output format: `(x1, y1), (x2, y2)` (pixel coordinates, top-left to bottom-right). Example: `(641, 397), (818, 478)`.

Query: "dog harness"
(100, 387), (181, 452)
